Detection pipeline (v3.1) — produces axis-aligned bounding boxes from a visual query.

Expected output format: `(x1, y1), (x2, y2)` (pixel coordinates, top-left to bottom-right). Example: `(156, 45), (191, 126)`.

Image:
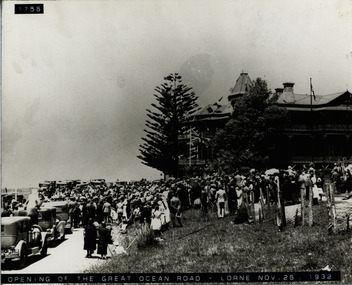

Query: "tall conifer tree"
(138, 73), (198, 177)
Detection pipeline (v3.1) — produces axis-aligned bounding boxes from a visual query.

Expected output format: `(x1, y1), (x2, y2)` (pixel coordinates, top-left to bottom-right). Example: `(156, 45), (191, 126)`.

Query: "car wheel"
(18, 246), (27, 269)
(41, 239), (48, 257)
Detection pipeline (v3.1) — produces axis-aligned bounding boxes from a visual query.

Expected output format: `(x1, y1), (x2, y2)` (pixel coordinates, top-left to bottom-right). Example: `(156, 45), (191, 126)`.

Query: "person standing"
(150, 205), (163, 239)
(68, 197), (77, 228)
(227, 185), (238, 215)
(97, 221), (111, 259)
(83, 218), (97, 258)
(200, 188), (209, 221)
(73, 202), (81, 228)
(86, 199), (97, 222)
(215, 187), (227, 218)
(102, 199), (112, 224)
(25, 189), (43, 226)
(116, 199), (124, 224)
(170, 193), (183, 227)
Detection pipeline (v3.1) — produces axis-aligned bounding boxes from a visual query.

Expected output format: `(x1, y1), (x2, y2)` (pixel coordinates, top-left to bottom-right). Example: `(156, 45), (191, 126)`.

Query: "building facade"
(275, 82), (352, 167)
(179, 73), (352, 169)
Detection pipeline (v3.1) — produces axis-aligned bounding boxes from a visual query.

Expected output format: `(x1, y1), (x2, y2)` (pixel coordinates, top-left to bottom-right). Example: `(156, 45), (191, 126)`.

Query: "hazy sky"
(2, 0), (352, 188)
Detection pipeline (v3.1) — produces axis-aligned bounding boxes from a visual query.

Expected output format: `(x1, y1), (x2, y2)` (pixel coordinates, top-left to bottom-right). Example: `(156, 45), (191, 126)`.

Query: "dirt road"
(2, 228), (112, 274)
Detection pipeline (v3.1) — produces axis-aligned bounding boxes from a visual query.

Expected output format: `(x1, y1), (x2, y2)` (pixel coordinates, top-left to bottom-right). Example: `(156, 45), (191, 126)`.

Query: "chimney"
(275, 88), (284, 95)
(283, 82), (295, 93)
(282, 82), (295, 103)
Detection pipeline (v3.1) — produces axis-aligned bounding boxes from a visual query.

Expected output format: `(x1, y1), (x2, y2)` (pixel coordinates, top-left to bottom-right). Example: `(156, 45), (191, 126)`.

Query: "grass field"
(87, 202), (352, 284)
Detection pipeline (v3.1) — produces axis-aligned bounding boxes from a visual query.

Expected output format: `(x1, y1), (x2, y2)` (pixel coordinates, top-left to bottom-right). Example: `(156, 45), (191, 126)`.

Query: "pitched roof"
(195, 103), (232, 117)
(277, 91), (352, 107)
(228, 72), (253, 98)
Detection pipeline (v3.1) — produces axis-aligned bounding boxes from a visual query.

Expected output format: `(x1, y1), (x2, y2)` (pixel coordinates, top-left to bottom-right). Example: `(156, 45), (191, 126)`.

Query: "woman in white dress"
(159, 199), (170, 231)
(150, 205), (163, 239)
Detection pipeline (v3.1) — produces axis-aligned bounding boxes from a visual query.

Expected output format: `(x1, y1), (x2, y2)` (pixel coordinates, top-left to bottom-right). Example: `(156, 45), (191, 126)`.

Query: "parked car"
(42, 201), (72, 233)
(1, 216), (48, 268)
(38, 207), (66, 245)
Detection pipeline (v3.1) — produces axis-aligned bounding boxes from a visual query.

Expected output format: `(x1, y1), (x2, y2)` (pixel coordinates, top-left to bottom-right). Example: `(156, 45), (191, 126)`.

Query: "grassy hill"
(87, 202), (352, 284)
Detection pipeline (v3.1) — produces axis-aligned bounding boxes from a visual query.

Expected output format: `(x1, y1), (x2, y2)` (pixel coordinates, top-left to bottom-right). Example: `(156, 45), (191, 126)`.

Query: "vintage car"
(1, 216), (48, 268)
(38, 207), (66, 245)
(17, 207), (66, 245)
(42, 201), (72, 233)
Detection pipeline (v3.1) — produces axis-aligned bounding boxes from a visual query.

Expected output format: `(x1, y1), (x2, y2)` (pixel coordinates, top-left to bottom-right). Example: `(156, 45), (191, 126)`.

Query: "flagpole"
(310, 78), (313, 112)
(310, 78), (313, 163)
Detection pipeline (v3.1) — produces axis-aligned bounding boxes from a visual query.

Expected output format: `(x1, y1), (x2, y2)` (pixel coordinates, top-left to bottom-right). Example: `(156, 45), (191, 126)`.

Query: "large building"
(275, 82), (352, 167)
(179, 73), (352, 169)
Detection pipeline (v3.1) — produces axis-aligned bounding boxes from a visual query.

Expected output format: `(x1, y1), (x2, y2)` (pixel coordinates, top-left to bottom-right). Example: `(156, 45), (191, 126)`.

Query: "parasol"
(265, 168), (280, 175)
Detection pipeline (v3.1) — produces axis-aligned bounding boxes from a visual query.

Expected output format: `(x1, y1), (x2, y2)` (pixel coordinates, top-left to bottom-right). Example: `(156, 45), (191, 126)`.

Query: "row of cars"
(1, 200), (71, 269)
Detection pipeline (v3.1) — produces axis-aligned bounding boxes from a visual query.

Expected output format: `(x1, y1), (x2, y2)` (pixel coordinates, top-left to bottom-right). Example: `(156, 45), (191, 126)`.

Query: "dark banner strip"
(1, 272), (341, 283)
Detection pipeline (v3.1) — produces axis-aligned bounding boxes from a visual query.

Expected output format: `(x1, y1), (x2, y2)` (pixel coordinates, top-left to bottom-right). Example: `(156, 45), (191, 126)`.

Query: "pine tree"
(138, 73), (199, 177)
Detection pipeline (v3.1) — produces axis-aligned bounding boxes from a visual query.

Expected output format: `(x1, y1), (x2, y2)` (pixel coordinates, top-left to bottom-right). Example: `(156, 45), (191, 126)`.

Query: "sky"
(2, 0), (352, 188)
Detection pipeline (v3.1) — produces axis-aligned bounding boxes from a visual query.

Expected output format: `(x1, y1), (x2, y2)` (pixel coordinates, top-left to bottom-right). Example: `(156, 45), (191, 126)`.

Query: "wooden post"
(346, 214), (350, 232)
(275, 176), (285, 230)
(259, 188), (266, 220)
(326, 183), (331, 208)
(258, 207), (263, 223)
(308, 185), (313, 227)
(327, 183), (333, 233)
(266, 186), (270, 208)
(294, 208), (299, 227)
(278, 177), (286, 227)
(250, 191), (255, 224)
(330, 184), (337, 233)
(243, 192), (249, 215)
(301, 187), (305, 226)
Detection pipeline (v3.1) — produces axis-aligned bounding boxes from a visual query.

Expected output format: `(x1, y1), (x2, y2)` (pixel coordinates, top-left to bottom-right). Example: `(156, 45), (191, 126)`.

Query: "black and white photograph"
(1, 0), (352, 284)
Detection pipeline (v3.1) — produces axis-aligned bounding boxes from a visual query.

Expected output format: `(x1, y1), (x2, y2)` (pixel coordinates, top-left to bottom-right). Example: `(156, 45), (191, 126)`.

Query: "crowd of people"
(2, 162), (352, 257)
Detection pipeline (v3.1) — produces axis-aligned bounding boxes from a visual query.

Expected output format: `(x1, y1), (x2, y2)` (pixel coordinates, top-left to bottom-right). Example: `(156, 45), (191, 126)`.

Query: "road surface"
(2, 227), (113, 274)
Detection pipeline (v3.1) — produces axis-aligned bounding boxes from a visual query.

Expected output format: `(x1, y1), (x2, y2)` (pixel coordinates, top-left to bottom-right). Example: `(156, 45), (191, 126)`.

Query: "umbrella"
(265, 168), (280, 175)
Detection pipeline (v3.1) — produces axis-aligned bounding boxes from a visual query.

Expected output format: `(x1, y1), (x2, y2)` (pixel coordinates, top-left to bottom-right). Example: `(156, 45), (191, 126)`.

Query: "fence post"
(308, 185), (313, 227)
(294, 208), (299, 227)
(243, 192), (249, 216)
(250, 191), (255, 224)
(275, 176), (286, 230)
(258, 208), (263, 222)
(259, 188), (266, 220)
(266, 186), (270, 208)
(326, 183), (332, 233)
(301, 187), (305, 226)
(330, 184), (337, 233)
(326, 183), (331, 208)
(346, 214), (350, 232)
